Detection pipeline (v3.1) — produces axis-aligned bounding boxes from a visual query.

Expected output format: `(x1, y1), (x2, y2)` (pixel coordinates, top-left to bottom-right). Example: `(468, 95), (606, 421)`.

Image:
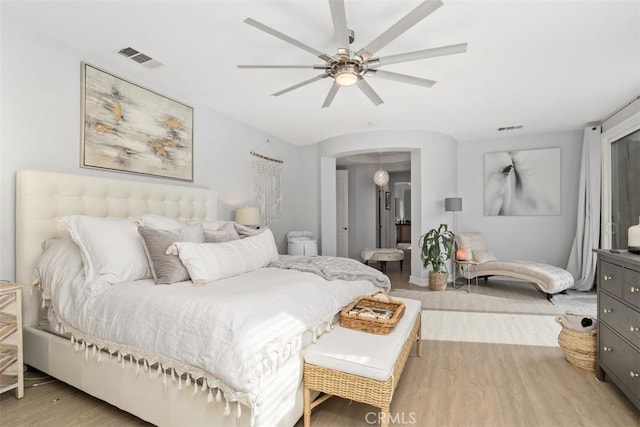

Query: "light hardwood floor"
(298, 340), (639, 427)
(2, 337), (639, 427)
(1, 256), (638, 426)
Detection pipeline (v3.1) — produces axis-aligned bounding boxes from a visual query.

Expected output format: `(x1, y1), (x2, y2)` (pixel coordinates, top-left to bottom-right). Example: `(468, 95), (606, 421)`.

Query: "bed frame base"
(24, 326), (254, 426)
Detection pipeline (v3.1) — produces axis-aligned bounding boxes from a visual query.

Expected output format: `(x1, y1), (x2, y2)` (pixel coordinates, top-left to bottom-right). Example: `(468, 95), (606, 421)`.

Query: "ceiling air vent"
(118, 47), (163, 69)
(497, 125), (523, 132)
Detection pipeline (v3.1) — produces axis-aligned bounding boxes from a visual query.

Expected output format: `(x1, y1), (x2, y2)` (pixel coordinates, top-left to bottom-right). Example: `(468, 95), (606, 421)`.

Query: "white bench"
(361, 248), (405, 273)
(303, 297), (422, 427)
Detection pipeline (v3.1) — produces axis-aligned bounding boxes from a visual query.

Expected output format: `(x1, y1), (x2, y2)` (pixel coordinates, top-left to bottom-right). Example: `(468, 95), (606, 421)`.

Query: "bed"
(454, 232), (574, 296)
(16, 170), (385, 426)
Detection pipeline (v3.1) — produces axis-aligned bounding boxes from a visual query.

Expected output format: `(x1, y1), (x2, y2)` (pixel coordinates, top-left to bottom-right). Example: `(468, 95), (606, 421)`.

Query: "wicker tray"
(340, 291), (405, 335)
(555, 317), (597, 371)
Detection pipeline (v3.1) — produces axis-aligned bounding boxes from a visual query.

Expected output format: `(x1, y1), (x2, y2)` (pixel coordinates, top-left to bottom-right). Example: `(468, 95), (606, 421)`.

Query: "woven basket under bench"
(303, 297), (422, 427)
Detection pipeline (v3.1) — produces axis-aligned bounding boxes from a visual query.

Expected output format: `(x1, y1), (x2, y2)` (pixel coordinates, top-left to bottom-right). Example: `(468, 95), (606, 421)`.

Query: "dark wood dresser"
(594, 249), (640, 410)
(396, 223), (411, 244)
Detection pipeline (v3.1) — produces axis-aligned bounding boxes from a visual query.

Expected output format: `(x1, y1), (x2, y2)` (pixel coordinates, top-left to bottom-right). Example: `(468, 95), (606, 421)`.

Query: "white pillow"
(34, 237), (85, 300)
(472, 249), (498, 263)
(171, 229), (279, 285)
(59, 215), (151, 284)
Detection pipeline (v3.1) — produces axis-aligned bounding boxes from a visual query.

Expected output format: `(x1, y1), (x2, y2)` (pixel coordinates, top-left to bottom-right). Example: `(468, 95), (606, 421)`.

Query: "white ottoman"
(361, 248), (405, 273)
(303, 297), (422, 427)
(287, 231), (318, 256)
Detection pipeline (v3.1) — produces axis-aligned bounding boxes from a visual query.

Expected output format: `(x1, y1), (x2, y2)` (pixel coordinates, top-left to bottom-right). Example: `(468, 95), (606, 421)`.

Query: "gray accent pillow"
(204, 221), (240, 243)
(234, 223), (261, 238)
(138, 224), (204, 284)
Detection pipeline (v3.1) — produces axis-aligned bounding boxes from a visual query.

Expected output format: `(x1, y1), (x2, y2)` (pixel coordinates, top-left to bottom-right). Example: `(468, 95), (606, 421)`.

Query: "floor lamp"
(445, 197), (462, 284)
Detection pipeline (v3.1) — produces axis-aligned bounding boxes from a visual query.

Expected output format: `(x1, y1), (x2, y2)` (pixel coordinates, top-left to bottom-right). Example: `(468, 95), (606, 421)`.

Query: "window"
(602, 99), (640, 249)
(611, 128), (640, 248)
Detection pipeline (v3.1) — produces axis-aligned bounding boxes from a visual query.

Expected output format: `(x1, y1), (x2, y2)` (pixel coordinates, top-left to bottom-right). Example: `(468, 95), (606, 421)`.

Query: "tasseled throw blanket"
(270, 255), (391, 291)
(37, 262), (381, 426)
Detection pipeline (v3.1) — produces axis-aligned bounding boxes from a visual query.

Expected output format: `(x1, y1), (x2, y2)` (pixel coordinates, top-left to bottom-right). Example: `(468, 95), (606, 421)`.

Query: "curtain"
(566, 126), (601, 291)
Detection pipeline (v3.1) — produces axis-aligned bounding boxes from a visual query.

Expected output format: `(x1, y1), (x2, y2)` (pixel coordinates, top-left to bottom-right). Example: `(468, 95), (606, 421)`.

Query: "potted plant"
(419, 224), (455, 291)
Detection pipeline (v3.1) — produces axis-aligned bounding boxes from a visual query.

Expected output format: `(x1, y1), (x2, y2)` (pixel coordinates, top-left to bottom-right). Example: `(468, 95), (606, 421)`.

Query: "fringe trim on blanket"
(54, 312), (258, 424)
(38, 290), (337, 427)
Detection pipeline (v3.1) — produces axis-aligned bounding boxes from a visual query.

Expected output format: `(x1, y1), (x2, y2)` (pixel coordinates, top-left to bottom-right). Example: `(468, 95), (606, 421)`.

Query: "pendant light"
(373, 153), (389, 187)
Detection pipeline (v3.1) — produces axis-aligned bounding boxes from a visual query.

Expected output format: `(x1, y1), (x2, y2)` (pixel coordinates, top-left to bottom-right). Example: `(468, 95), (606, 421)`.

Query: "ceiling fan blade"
(272, 73), (330, 97)
(328, 0), (350, 54)
(368, 43), (467, 68)
(367, 69), (436, 88)
(356, 79), (384, 106)
(356, 0), (443, 61)
(244, 18), (332, 61)
(321, 83), (341, 108)
(238, 65), (327, 69)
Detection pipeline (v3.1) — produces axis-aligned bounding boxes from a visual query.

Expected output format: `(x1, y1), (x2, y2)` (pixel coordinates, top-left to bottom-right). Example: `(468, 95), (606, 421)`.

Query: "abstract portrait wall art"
(81, 63), (193, 181)
(484, 147), (561, 216)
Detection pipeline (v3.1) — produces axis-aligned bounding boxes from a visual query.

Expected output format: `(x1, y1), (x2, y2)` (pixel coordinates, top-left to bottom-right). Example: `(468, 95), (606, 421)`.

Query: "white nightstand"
(0, 282), (24, 399)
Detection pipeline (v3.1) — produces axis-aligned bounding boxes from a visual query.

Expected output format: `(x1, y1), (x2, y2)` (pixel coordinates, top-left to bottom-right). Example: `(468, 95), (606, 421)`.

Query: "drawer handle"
(631, 326), (639, 332)
(603, 275), (612, 281)
(603, 308), (612, 314)
(631, 371), (639, 379)
(602, 346), (612, 352)
(631, 286), (640, 293)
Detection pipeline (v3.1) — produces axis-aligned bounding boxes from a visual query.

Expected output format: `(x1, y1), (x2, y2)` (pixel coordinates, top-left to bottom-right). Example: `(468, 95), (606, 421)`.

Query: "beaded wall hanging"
(250, 140), (283, 227)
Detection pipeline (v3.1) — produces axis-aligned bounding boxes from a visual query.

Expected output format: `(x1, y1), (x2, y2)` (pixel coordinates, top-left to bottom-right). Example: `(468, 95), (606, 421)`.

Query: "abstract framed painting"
(81, 63), (193, 181)
(484, 147), (561, 216)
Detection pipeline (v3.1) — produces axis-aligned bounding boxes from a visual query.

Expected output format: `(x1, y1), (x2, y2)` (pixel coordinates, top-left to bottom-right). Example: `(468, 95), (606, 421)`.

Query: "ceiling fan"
(237, 0), (467, 108)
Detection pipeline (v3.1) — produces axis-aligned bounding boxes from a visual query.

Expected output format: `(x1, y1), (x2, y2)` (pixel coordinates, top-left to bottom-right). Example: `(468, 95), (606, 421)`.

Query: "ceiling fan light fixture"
(335, 65), (358, 86)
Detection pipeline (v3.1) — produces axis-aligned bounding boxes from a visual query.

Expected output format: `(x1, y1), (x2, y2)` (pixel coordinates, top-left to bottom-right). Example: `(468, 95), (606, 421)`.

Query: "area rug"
(389, 279), (567, 315)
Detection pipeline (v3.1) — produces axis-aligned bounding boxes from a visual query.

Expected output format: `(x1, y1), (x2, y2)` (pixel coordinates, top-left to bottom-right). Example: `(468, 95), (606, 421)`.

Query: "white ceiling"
(4, 0), (640, 146)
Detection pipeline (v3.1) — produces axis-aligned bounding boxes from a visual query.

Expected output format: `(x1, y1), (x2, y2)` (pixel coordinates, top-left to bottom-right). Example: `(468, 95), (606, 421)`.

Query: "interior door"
(336, 170), (349, 258)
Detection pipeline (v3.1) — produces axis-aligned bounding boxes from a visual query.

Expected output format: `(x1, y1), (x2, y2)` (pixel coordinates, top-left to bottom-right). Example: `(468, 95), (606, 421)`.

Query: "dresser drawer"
(600, 292), (640, 349)
(623, 267), (640, 310)
(600, 324), (640, 402)
(601, 261), (623, 298)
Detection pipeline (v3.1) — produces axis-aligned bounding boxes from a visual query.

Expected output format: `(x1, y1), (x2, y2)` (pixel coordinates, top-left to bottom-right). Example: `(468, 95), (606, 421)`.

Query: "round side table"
(454, 260), (479, 293)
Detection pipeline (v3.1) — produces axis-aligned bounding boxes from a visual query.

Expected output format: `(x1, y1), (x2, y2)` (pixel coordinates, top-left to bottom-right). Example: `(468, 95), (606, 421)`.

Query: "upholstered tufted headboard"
(16, 170), (218, 326)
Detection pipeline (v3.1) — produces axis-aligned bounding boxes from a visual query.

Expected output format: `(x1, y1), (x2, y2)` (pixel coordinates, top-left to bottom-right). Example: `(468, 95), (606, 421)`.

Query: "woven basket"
(429, 272), (448, 291)
(555, 317), (597, 371)
(340, 291), (405, 335)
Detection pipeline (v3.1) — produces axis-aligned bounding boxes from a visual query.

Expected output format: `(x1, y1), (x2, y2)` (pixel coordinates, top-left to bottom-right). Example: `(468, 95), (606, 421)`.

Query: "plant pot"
(429, 271), (448, 291)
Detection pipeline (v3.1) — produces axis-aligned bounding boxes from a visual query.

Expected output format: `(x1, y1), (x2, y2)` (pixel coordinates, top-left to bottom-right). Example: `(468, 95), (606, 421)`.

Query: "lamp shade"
(444, 197), (462, 212)
(235, 207), (260, 226)
(373, 169), (390, 186)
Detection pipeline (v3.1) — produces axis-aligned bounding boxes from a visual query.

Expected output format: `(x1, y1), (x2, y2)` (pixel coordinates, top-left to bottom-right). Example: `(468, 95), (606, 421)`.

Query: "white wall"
(317, 130), (457, 285)
(457, 130), (583, 267)
(0, 18), (305, 280)
(342, 163), (378, 259)
(294, 144), (320, 243)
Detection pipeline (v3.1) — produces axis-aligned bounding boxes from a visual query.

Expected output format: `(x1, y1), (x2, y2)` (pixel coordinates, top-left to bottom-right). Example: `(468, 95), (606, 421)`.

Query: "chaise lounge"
(454, 232), (574, 296)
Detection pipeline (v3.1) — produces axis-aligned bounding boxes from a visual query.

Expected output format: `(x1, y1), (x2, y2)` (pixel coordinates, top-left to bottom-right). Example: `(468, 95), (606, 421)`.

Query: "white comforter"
(43, 245), (380, 412)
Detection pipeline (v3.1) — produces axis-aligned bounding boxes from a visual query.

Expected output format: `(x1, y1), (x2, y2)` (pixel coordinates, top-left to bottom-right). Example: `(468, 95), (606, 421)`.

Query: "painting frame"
(483, 147), (561, 216)
(80, 62), (193, 181)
